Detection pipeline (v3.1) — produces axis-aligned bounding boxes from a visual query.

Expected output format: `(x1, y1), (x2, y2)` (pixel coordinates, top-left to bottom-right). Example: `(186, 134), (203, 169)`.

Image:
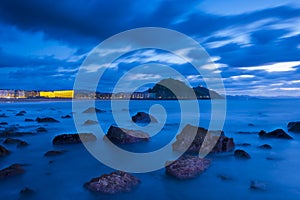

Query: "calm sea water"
(0, 99), (300, 200)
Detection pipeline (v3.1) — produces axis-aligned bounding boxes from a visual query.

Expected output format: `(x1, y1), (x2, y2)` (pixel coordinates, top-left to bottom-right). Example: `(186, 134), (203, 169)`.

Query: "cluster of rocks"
(52, 133), (97, 145)
(3, 138), (28, 147)
(172, 124), (235, 154)
(259, 129), (293, 139)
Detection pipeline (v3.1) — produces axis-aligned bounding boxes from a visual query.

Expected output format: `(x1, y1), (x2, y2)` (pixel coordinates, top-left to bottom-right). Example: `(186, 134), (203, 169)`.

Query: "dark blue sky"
(0, 0), (300, 96)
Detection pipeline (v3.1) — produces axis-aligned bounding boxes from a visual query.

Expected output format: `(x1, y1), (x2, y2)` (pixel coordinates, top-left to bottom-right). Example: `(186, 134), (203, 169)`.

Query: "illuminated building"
(39, 90), (74, 98)
(0, 90), (15, 98)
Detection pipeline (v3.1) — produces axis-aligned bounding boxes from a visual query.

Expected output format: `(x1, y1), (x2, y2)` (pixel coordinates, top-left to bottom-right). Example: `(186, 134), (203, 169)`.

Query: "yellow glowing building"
(39, 90), (74, 98)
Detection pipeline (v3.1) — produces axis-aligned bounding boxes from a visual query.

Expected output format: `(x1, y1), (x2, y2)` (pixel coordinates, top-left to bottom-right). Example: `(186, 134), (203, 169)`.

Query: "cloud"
(239, 61), (300, 72)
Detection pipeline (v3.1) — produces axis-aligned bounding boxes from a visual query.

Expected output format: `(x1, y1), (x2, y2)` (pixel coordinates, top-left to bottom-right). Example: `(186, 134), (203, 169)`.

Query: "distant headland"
(0, 78), (223, 100)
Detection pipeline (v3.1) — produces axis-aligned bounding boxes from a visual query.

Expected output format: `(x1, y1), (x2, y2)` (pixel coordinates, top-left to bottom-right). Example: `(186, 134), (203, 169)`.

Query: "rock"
(20, 187), (34, 195)
(131, 112), (158, 123)
(84, 171), (140, 194)
(248, 123), (255, 127)
(0, 122), (8, 125)
(217, 174), (233, 181)
(16, 112), (24, 116)
(287, 121), (300, 133)
(36, 127), (48, 133)
(172, 124), (235, 154)
(0, 164), (25, 179)
(36, 117), (59, 123)
(165, 155), (211, 179)
(83, 120), (98, 125)
(105, 126), (149, 144)
(0, 127), (35, 137)
(19, 111), (27, 115)
(250, 180), (267, 191)
(0, 145), (10, 156)
(0, 113), (8, 118)
(44, 150), (65, 157)
(236, 143), (251, 147)
(3, 138), (28, 147)
(83, 107), (105, 113)
(259, 129), (293, 139)
(234, 149), (251, 159)
(258, 144), (272, 149)
(25, 118), (34, 122)
(61, 115), (72, 119)
(236, 131), (257, 134)
(53, 133), (97, 145)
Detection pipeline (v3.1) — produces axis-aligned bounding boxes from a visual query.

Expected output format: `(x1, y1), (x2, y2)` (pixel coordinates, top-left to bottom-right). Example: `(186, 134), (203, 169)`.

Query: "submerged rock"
(0, 145), (10, 156)
(44, 150), (65, 157)
(165, 155), (211, 179)
(0, 164), (25, 179)
(287, 121), (300, 133)
(53, 133), (97, 145)
(36, 117), (59, 123)
(83, 120), (98, 125)
(0, 114), (8, 118)
(3, 138), (28, 147)
(0, 127), (35, 137)
(131, 112), (158, 123)
(61, 115), (72, 119)
(84, 171), (140, 194)
(172, 124), (235, 154)
(36, 127), (48, 133)
(25, 118), (34, 122)
(105, 125), (149, 144)
(20, 187), (34, 196)
(234, 149), (251, 159)
(82, 107), (105, 114)
(250, 180), (267, 191)
(259, 129), (293, 139)
(0, 122), (8, 125)
(16, 111), (26, 116)
(236, 143), (251, 147)
(217, 174), (233, 181)
(258, 144), (272, 149)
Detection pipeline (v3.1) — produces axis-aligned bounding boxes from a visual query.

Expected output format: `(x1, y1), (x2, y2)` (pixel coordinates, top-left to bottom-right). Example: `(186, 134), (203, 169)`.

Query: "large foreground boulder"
(0, 145), (10, 156)
(172, 124), (235, 154)
(105, 126), (149, 144)
(84, 171), (140, 194)
(165, 155), (211, 179)
(53, 133), (97, 145)
(288, 121), (300, 133)
(259, 129), (293, 139)
(36, 117), (59, 123)
(131, 112), (158, 123)
(0, 164), (25, 179)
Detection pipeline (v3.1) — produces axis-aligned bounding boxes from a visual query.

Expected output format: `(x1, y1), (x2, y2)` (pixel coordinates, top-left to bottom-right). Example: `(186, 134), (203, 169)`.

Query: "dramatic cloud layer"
(0, 0), (299, 96)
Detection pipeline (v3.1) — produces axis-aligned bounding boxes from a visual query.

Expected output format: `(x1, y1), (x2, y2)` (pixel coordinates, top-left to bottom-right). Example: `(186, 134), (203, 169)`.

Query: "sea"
(0, 99), (300, 200)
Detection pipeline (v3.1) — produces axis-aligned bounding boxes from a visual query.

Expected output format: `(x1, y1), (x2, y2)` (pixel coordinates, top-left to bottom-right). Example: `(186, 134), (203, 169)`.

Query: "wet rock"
(105, 125), (149, 144)
(20, 187), (34, 195)
(234, 149), (251, 159)
(84, 171), (140, 194)
(25, 118), (34, 122)
(258, 144), (272, 149)
(248, 123), (255, 127)
(16, 112), (25, 116)
(250, 180), (267, 191)
(172, 124), (235, 154)
(131, 112), (158, 123)
(0, 164), (25, 179)
(83, 120), (98, 125)
(217, 174), (233, 181)
(44, 150), (65, 157)
(287, 121), (300, 133)
(0, 145), (10, 156)
(61, 115), (72, 119)
(36, 117), (59, 123)
(259, 129), (293, 139)
(0, 127), (35, 137)
(236, 143), (251, 147)
(3, 138), (28, 147)
(165, 155), (211, 179)
(0, 122), (8, 125)
(36, 127), (48, 133)
(53, 133), (97, 145)
(83, 107), (105, 113)
(0, 113), (8, 118)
